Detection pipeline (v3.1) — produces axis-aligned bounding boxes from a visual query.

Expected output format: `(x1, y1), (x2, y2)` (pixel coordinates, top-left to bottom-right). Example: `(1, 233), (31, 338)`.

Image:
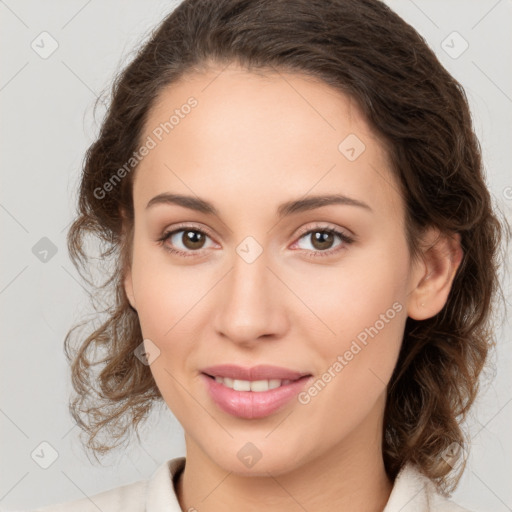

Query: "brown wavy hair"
(64, 0), (509, 495)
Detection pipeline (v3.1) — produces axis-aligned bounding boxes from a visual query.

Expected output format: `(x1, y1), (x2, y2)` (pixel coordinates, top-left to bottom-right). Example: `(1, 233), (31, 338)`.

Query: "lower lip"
(201, 373), (312, 419)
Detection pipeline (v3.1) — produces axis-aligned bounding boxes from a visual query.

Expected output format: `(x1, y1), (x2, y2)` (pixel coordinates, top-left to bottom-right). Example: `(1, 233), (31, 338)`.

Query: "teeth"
(213, 376), (293, 391)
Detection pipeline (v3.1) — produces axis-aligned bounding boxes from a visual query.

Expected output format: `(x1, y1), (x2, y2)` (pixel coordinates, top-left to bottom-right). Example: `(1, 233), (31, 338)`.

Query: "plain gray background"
(1, 0), (511, 510)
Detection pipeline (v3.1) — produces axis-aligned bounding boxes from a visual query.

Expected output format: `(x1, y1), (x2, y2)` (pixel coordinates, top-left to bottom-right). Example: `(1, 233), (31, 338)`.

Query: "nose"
(212, 247), (289, 347)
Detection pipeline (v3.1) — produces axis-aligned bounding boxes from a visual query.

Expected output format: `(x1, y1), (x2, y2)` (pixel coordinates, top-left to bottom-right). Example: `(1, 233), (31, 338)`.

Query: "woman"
(29, 0), (507, 510)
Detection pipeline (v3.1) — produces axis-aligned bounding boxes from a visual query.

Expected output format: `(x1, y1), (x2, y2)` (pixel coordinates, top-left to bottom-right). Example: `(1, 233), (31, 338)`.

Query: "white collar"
(145, 457), (471, 512)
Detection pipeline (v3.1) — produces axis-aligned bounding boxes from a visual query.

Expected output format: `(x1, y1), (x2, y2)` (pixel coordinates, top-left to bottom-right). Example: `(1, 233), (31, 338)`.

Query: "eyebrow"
(145, 192), (373, 217)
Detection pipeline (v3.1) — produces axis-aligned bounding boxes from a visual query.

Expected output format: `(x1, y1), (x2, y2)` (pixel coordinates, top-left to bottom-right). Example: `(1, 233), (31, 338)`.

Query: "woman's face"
(124, 63), (424, 475)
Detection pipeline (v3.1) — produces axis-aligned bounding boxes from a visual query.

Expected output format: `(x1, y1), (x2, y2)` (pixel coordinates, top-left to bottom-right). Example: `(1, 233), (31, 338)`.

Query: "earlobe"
(407, 230), (463, 321)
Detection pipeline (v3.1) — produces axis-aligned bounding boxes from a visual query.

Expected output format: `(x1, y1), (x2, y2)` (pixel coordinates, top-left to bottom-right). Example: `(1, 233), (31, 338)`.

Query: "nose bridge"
(213, 237), (285, 342)
(231, 241), (269, 304)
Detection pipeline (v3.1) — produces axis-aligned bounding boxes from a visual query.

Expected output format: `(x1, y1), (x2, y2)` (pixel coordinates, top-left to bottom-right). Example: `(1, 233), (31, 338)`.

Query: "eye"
(156, 223), (216, 257)
(156, 223), (355, 258)
(292, 224), (354, 258)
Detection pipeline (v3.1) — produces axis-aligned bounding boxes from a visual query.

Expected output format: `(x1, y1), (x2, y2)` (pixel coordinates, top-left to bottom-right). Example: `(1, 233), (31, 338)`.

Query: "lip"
(201, 364), (311, 381)
(200, 366), (313, 419)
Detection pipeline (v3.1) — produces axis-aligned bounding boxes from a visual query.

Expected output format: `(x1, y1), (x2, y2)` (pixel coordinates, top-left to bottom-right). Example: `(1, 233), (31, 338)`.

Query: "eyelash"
(156, 222), (355, 259)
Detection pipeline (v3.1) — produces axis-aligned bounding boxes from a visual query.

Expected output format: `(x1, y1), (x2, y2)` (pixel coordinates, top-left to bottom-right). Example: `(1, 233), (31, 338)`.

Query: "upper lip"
(201, 364), (311, 381)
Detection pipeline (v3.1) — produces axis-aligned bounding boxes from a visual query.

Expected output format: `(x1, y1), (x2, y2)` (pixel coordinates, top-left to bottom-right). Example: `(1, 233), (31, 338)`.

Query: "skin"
(123, 62), (463, 512)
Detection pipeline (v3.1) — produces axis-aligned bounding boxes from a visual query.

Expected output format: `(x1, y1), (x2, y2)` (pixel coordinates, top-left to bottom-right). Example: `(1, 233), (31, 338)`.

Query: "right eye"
(157, 225), (217, 257)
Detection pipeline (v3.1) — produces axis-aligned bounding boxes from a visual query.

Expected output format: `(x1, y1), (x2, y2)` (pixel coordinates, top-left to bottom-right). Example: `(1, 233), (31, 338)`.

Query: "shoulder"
(17, 457), (185, 512)
(383, 463), (475, 512)
(25, 479), (147, 512)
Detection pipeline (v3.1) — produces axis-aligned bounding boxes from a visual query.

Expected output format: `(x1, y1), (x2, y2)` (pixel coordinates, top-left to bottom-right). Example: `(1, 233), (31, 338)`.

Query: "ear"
(124, 266), (137, 311)
(407, 228), (463, 320)
(120, 207), (137, 311)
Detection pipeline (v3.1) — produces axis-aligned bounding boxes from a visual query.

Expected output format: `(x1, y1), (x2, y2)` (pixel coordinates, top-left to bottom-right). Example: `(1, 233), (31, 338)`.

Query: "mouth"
(201, 371), (313, 419)
(200, 363), (311, 382)
(202, 373), (310, 392)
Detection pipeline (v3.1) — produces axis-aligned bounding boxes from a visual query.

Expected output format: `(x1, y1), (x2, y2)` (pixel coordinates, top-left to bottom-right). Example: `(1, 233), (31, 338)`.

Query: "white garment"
(14, 457), (473, 512)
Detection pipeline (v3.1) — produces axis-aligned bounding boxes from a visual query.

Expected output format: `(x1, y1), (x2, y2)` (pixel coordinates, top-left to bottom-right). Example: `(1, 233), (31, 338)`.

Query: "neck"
(175, 410), (393, 512)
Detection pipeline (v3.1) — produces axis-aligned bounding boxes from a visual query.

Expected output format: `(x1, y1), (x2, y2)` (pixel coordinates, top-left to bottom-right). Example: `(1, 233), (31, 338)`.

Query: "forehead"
(132, 63), (403, 222)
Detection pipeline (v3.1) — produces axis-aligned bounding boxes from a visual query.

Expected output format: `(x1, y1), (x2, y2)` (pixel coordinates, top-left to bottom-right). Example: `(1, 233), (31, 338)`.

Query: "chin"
(205, 441), (310, 478)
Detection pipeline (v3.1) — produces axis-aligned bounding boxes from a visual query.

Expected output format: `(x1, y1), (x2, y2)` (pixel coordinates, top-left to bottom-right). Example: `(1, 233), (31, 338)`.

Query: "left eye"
(294, 227), (351, 254)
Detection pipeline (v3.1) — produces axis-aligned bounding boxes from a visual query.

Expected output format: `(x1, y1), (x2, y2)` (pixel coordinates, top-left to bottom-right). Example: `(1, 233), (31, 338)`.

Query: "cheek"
(130, 236), (205, 338)
(299, 237), (408, 339)
(130, 243), (206, 413)
(303, 237), (409, 394)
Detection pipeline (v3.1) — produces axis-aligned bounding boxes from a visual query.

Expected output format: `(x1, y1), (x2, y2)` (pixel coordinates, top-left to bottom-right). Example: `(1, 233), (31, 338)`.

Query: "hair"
(64, 0), (509, 496)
